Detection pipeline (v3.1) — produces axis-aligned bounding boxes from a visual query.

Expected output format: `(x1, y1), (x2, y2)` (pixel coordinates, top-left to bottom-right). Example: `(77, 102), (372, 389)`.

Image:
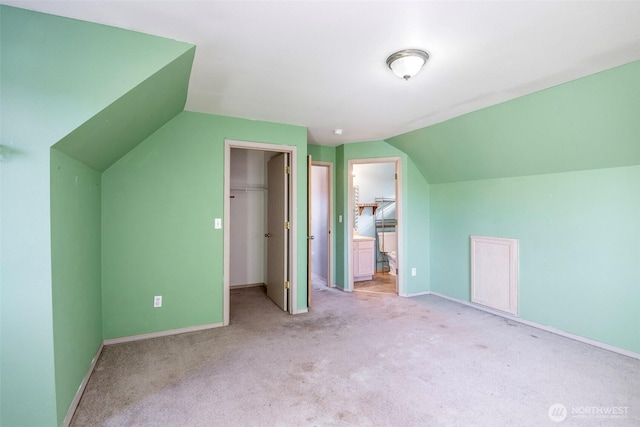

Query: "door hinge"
(285, 166), (291, 174)
(284, 281), (290, 289)
(285, 221), (291, 229)
(395, 173), (398, 180)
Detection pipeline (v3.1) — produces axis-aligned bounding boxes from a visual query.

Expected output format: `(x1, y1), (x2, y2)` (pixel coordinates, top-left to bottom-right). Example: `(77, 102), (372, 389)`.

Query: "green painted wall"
(387, 60), (640, 184)
(50, 149), (103, 426)
(0, 109), (57, 427)
(385, 59), (640, 353)
(405, 158), (430, 295)
(430, 166), (640, 353)
(335, 141), (430, 295)
(101, 111), (307, 339)
(1, 6), (193, 426)
(308, 144), (337, 164)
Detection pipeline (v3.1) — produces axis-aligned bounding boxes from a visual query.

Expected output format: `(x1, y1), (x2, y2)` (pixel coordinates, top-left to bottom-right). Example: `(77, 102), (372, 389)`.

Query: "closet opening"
(223, 140), (300, 325)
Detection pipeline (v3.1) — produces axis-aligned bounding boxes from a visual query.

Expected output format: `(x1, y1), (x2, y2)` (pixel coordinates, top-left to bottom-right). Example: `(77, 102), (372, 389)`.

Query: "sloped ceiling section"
(1, 5), (194, 170)
(54, 48), (195, 172)
(5, 1), (639, 146)
(386, 60), (640, 184)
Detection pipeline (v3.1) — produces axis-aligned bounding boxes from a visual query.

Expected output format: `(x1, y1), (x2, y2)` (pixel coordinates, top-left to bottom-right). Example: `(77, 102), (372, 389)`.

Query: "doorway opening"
(348, 158), (403, 295)
(223, 140), (299, 325)
(309, 161), (334, 300)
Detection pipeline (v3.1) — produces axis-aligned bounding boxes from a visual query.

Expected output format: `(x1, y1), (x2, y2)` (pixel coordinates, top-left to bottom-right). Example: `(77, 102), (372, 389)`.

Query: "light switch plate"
(214, 218), (222, 229)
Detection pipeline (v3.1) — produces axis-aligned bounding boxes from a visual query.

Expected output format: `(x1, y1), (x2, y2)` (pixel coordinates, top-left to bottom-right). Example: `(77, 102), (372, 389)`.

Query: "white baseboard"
(294, 307), (309, 314)
(230, 283), (265, 289)
(62, 342), (104, 427)
(103, 322), (224, 345)
(428, 291), (640, 360)
(404, 290), (430, 297)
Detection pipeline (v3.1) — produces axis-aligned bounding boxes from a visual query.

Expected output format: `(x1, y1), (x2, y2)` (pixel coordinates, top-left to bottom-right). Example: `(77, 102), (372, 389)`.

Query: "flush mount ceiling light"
(333, 128), (344, 135)
(386, 49), (429, 81)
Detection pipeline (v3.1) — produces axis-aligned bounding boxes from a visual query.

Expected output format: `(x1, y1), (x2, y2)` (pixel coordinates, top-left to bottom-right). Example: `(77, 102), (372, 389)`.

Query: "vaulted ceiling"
(3, 1), (640, 146)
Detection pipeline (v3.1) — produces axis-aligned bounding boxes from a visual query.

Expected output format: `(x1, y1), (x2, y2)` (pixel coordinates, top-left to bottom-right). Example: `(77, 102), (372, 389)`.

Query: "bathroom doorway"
(347, 158), (402, 295)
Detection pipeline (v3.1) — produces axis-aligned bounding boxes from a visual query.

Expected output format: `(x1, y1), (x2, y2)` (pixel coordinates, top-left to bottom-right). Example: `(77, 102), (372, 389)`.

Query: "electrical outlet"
(411, 268), (417, 276)
(154, 295), (162, 308)
(338, 215), (343, 223)
(214, 218), (222, 229)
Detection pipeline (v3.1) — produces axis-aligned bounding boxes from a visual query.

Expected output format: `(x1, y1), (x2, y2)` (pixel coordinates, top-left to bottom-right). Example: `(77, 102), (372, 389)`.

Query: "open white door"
(266, 153), (289, 311)
(310, 162), (333, 291)
(307, 155), (312, 307)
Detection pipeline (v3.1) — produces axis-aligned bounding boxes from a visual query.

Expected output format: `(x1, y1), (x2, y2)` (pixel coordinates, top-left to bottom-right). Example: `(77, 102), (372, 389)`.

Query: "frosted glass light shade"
(386, 49), (429, 80)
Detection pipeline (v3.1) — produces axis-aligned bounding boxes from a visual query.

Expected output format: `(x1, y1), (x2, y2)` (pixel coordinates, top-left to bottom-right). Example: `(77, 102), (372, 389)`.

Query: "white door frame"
(347, 157), (404, 295)
(224, 139), (299, 325)
(311, 161), (334, 289)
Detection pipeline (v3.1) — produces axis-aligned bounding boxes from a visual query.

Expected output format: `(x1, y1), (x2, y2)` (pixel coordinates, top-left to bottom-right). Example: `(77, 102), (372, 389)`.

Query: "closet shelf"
(230, 186), (267, 198)
(231, 187), (267, 192)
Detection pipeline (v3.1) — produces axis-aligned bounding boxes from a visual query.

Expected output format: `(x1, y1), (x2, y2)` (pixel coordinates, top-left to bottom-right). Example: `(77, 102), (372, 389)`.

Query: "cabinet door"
(358, 242), (375, 277)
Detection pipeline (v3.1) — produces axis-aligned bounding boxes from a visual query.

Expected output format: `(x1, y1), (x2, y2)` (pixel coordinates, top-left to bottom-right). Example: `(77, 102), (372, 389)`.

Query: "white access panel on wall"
(470, 236), (519, 315)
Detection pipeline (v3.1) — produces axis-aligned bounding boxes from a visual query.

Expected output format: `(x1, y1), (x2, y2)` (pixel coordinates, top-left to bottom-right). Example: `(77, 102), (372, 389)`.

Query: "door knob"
(265, 233), (272, 238)
(307, 235), (315, 240)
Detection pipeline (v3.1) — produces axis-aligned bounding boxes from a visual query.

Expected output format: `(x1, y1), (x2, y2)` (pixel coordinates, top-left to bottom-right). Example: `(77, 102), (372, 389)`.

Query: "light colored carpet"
(71, 286), (639, 426)
(311, 273), (328, 289)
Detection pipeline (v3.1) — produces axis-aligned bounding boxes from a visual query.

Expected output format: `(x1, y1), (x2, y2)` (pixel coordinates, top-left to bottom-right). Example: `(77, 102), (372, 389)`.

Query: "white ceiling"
(4, 1), (640, 146)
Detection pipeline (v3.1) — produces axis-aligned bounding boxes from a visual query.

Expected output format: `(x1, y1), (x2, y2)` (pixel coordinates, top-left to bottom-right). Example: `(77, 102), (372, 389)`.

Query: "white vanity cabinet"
(353, 237), (375, 282)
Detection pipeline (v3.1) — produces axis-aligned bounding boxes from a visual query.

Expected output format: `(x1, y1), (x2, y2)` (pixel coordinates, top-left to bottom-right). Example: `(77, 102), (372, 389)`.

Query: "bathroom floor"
(311, 272), (397, 294)
(354, 272), (397, 294)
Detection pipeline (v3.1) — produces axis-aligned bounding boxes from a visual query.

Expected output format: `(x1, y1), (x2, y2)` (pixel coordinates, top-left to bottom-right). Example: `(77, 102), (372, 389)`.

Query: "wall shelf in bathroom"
(356, 203), (378, 215)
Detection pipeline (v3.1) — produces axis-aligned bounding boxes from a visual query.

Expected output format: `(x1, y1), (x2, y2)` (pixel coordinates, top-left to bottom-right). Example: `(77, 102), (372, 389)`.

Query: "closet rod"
(230, 187), (268, 192)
